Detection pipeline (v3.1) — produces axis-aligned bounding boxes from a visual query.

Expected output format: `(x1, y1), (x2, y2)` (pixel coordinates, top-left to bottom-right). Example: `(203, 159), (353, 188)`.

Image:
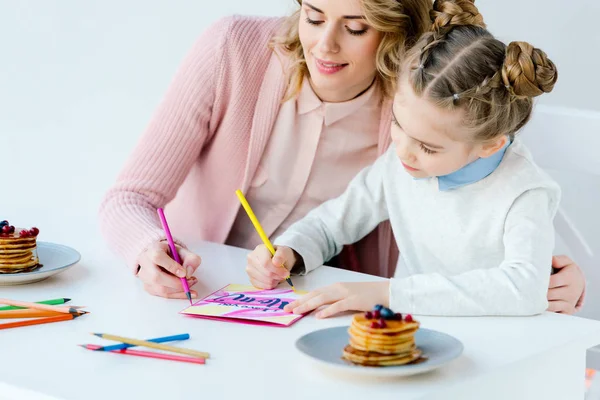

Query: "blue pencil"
(93, 333), (190, 352)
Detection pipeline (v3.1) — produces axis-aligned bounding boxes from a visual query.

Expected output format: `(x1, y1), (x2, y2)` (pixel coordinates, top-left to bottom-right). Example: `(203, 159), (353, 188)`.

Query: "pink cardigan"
(98, 15), (398, 277)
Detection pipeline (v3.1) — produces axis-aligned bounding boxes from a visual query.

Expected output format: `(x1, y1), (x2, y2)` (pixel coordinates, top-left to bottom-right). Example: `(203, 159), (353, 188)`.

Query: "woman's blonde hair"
(405, 0), (558, 142)
(269, 0), (432, 101)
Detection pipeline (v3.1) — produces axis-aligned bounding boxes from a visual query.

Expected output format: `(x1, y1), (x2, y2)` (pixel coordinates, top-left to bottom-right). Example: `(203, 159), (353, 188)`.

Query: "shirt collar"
(297, 77), (377, 126)
(437, 139), (511, 191)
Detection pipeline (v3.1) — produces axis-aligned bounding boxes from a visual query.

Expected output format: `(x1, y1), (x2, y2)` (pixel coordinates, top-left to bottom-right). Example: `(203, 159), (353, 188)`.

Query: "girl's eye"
(420, 143), (437, 155)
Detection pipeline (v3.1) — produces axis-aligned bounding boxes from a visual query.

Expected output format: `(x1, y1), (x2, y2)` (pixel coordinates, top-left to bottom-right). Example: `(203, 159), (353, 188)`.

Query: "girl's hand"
(245, 245), (296, 289)
(547, 255), (586, 314)
(284, 281), (390, 319)
(136, 241), (201, 299)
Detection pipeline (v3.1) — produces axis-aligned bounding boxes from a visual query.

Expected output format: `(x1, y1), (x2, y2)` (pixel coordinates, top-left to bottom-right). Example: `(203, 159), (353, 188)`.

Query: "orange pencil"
(0, 312), (87, 330)
(0, 298), (81, 315)
(0, 309), (64, 319)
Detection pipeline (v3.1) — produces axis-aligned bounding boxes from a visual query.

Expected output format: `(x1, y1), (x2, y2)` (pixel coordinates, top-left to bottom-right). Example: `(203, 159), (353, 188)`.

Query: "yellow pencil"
(93, 333), (210, 359)
(235, 189), (295, 290)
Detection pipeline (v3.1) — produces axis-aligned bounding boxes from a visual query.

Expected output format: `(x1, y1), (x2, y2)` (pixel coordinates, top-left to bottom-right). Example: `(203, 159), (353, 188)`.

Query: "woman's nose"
(318, 25), (340, 54)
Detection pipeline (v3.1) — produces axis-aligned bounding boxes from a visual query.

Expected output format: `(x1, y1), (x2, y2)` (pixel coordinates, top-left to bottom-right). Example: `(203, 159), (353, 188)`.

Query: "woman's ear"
(478, 135), (508, 158)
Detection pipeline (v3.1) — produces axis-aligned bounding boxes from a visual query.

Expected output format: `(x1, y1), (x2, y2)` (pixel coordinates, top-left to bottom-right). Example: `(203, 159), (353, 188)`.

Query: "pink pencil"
(80, 344), (205, 364)
(157, 208), (193, 304)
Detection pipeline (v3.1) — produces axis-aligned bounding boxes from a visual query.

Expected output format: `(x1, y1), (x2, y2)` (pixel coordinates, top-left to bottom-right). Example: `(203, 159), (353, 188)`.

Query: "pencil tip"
(63, 298), (71, 303)
(71, 310), (88, 318)
(286, 277), (295, 289)
(186, 292), (193, 304)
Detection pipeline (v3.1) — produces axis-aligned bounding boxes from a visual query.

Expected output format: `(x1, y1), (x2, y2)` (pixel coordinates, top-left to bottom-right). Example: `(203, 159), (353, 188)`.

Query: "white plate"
(295, 326), (463, 377)
(0, 242), (81, 286)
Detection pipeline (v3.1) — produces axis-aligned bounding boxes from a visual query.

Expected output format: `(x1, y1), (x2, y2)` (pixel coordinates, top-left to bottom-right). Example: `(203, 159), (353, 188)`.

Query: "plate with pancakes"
(295, 306), (463, 377)
(0, 220), (80, 285)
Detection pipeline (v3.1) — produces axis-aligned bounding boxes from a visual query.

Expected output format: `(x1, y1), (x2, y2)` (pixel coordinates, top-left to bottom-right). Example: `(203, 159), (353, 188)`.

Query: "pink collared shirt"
(227, 77), (382, 250)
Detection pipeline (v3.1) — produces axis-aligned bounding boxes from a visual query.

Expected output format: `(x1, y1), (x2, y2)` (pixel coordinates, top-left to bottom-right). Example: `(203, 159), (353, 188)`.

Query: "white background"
(0, 0), (598, 324)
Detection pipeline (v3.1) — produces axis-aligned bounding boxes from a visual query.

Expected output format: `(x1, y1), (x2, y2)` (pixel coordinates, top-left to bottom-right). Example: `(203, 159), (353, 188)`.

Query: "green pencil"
(0, 298), (71, 311)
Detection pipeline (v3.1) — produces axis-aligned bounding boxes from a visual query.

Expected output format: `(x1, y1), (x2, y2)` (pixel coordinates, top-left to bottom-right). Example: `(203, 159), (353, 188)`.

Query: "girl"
(98, 0), (584, 313)
(249, 0), (564, 317)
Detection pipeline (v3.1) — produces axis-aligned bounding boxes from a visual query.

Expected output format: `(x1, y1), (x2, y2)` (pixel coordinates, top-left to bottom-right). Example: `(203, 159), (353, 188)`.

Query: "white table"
(1, 238), (599, 400)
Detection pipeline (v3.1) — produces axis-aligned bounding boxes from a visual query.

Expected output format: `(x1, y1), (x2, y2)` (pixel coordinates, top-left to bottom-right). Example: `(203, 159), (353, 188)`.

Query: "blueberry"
(0, 220), (7, 227)
(380, 307), (394, 319)
(373, 304), (384, 311)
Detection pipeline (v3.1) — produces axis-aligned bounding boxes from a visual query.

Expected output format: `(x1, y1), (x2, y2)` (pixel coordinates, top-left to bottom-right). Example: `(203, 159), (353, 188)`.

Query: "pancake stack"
(0, 220), (41, 274)
(342, 305), (421, 367)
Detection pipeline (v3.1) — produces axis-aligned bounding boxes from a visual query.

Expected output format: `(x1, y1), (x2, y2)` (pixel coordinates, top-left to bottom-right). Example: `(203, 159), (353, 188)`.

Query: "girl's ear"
(478, 135), (508, 158)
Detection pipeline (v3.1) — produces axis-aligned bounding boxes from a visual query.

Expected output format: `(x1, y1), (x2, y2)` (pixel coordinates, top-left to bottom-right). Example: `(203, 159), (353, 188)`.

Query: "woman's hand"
(284, 281), (390, 319)
(246, 245), (296, 289)
(136, 241), (201, 299)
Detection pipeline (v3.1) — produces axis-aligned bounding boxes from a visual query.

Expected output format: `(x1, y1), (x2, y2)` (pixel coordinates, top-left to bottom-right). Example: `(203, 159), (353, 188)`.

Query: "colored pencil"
(0, 312), (87, 330)
(80, 344), (205, 365)
(0, 309), (64, 319)
(0, 298), (81, 315)
(93, 333), (190, 351)
(0, 298), (70, 311)
(235, 189), (295, 290)
(157, 208), (193, 304)
(93, 333), (209, 359)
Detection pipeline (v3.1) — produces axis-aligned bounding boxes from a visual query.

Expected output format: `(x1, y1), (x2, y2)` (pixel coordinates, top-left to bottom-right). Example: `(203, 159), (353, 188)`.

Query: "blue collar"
(437, 139), (510, 191)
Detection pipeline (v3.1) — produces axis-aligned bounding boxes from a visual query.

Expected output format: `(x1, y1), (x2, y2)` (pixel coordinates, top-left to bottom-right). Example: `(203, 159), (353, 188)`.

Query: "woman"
(98, 0), (585, 314)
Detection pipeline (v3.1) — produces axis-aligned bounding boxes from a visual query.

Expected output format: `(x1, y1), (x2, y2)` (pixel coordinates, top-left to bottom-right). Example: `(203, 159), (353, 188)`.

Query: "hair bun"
(502, 42), (558, 98)
(430, 0), (485, 31)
